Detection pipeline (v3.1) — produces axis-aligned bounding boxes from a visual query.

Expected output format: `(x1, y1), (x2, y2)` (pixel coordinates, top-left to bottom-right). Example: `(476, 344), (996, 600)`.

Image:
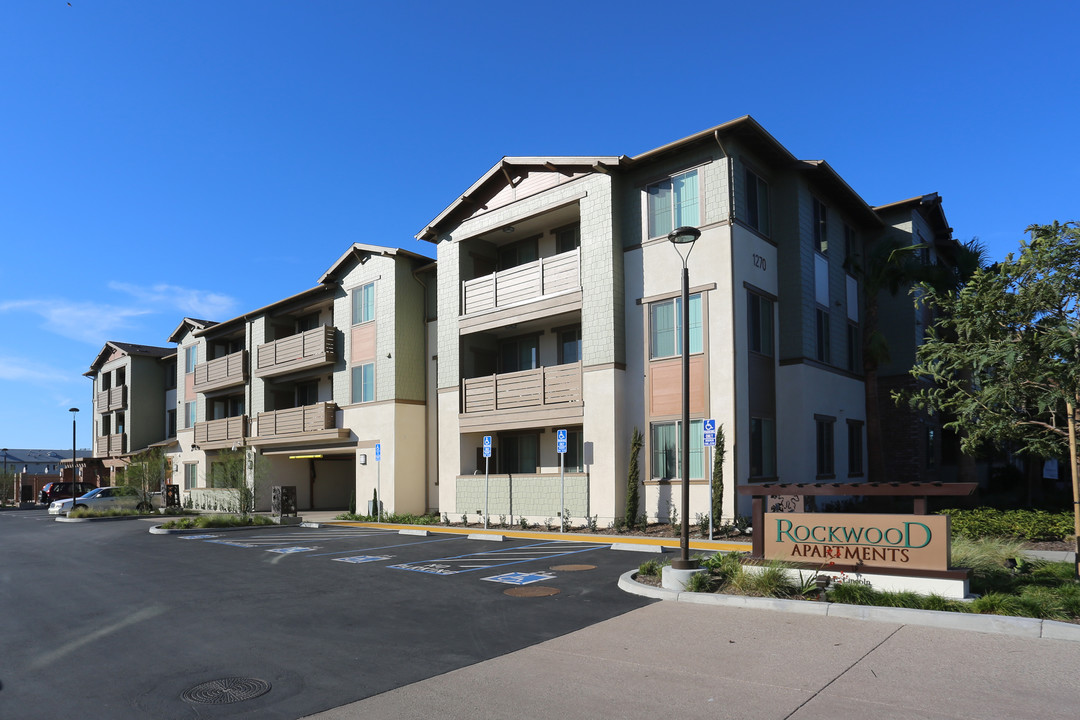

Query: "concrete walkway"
(306, 600), (1080, 719)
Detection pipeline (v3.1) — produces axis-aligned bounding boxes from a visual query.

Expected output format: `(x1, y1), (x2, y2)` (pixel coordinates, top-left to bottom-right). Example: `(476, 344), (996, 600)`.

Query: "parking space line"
(389, 540), (605, 576)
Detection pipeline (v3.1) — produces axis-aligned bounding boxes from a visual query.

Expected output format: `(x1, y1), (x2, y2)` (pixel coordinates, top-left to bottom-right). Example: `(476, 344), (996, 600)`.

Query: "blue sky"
(1, 1), (1077, 449)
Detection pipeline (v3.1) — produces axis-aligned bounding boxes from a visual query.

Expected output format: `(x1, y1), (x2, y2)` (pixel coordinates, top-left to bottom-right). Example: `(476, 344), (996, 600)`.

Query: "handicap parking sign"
(703, 418), (716, 447)
(483, 435), (491, 458)
(556, 428), (567, 454)
(375, 443), (381, 461)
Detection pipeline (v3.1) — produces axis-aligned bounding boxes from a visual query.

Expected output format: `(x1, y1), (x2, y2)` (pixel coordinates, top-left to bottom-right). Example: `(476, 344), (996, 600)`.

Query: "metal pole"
(560, 451), (565, 533)
(70, 408), (78, 511)
(377, 458), (382, 522)
(708, 445), (713, 540)
(484, 454), (489, 530)
(674, 264), (693, 567)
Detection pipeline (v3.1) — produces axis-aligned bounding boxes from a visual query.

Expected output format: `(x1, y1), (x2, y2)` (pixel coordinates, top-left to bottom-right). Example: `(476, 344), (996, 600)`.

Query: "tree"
(625, 427), (643, 529)
(711, 424), (725, 532)
(117, 447), (168, 512)
(898, 221), (1080, 570)
(210, 447), (269, 517)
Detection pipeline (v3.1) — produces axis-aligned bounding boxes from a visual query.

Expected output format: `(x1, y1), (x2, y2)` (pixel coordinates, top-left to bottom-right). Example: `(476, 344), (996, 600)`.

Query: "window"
(351, 363), (374, 404)
(101, 373), (112, 391)
(847, 420), (864, 477)
(164, 361), (177, 390)
(651, 420), (704, 480)
(647, 169), (699, 238)
(650, 293), (702, 359)
(745, 168), (770, 236)
(562, 429), (584, 472)
(844, 224), (856, 265)
(185, 402), (196, 429)
(555, 223), (581, 254)
(816, 308), (831, 363)
(813, 198), (828, 254)
(115, 412), (125, 435)
(499, 335), (539, 373)
(497, 236), (539, 271)
(558, 327), (581, 365)
(166, 409), (177, 438)
(296, 313), (320, 332)
(184, 463), (197, 490)
(185, 346), (197, 374)
(116, 367), (126, 387)
(750, 417), (776, 478)
(499, 433), (538, 474)
(816, 415), (835, 478)
(351, 282), (375, 325)
(101, 415), (112, 436)
(846, 322), (860, 373)
(748, 293), (773, 356)
(295, 381), (318, 407)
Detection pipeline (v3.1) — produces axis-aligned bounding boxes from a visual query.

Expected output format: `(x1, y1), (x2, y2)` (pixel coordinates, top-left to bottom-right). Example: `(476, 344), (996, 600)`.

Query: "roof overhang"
(319, 243), (432, 284)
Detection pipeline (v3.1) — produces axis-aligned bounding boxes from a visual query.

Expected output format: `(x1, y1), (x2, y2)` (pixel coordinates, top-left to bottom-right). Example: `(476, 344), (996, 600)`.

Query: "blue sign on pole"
(483, 435), (492, 458)
(375, 443), (381, 462)
(703, 418), (716, 448)
(556, 428), (567, 455)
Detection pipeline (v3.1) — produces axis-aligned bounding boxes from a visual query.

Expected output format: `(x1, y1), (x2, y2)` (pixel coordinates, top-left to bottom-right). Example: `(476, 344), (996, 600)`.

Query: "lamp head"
(69, 407), (79, 414)
(668, 226), (701, 245)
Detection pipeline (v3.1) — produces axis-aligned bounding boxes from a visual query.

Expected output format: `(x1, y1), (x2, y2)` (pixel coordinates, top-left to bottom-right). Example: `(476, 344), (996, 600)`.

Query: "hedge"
(936, 508), (1074, 541)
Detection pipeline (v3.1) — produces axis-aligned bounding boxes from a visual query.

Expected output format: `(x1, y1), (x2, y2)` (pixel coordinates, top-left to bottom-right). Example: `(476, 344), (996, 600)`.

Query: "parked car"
(39, 482), (97, 506)
(48, 486), (156, 515)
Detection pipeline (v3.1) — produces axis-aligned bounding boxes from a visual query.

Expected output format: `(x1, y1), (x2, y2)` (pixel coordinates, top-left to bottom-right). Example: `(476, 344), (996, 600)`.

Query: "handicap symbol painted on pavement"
(265, 547), (319, 554)
(332, 555), (395, 564)
(482, 571), (557, 586)
(179, 534), (222, 540)
(207, 540), (256, 548)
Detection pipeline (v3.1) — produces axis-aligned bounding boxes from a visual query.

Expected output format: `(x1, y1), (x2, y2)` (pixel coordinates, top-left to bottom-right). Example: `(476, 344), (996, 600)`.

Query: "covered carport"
(260, 444), (356, 511)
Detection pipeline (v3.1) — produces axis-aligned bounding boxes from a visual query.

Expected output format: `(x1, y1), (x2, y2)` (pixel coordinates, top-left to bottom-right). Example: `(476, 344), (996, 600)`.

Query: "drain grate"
(181, 677), (271, 705)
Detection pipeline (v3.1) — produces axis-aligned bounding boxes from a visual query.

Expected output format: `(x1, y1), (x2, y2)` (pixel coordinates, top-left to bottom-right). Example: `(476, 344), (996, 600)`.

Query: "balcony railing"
(462, 248), (580, 316)
(193, 350), (247, 393)
(254, 325), (336, 378)
(95, 434), (126, 456)
(95, 386), (127, 412)
(462, 362), (582, 414)
(194, 416), (248, 446)
(255, 402), (337, 438)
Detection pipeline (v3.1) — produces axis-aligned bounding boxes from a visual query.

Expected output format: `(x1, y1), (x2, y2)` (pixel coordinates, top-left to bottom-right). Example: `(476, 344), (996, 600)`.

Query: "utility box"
(272, 485), (297, 517)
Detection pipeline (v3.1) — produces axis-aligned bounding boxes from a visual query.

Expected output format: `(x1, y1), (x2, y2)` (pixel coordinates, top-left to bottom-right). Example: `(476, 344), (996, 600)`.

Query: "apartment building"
(161, 244), (433, 512)
(419, 115), (950, 525)
(85, 341), (176, 479)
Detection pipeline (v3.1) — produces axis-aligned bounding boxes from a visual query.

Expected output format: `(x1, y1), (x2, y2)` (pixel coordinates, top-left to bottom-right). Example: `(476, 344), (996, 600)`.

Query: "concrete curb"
(149, 523), (285, 535)
(56, 514), (153, 523)
(618, 570), (1080, 642)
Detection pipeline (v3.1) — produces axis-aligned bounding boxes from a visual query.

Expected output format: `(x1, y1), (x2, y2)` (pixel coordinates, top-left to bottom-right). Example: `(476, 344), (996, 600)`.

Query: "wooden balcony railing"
(193, 350), (247, 393)
(94, 386), (127, 412)
(254, 326), (336, 378)
(462, 362), (582, 414)
(95, 434), (126, 456)
(462, 248), (580, 316)
(194, 416), (248, 446)
(255, 402), (337, 438)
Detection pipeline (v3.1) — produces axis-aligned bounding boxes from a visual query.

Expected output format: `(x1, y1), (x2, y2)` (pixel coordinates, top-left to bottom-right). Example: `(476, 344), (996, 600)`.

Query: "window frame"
(183, 463), (198, 490)
(815, 306), (831, 364)
(748, 292), (774, 357)
(649, 293), (703, 360)
(351, 281), (375, 325)
(815, 414), (836, 479)
(813, 197), (828, 254)
(350, 362), (375, 404)
(744, 167), (770, 236)
(749, 416), (777, 479)
(646, 168), (701, 240)
(184, 346), (197, 374)
(650, 419), (704, 481)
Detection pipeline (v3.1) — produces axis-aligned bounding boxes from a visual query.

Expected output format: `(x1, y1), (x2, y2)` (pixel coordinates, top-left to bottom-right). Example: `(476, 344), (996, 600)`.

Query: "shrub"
(937, 507), (1073, 541)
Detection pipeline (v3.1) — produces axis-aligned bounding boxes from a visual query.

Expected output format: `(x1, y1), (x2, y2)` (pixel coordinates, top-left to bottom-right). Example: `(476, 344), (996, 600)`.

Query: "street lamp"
(668, 226), (701, 571)
(69, 409), (78, 505)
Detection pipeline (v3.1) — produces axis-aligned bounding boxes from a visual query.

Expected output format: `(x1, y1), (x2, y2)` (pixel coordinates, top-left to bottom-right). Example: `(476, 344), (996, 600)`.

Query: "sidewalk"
(305, 600), (1080, 720)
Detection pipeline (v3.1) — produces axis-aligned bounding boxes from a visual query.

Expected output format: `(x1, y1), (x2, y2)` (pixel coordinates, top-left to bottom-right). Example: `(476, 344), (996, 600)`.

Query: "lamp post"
(69, 409), (78, 503)
(668, 226), (701, 571)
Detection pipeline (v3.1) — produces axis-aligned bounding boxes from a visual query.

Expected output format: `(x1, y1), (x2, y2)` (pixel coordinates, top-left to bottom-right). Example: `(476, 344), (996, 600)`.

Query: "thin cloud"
(0, 356), (77, 385)
(108, 282), (237, 319)
(0, 299), (151, 344)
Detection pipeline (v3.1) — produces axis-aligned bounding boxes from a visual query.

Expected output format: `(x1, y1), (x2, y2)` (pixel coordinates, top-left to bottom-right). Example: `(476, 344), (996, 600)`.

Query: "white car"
(49, 487), (156, 515)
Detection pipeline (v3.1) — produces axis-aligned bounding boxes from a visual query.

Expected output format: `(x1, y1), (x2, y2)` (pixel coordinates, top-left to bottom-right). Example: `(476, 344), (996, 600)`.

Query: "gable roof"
(167, 317), (218, 344)
(320, 243), (433, 284)
(85, 341), (174, 375)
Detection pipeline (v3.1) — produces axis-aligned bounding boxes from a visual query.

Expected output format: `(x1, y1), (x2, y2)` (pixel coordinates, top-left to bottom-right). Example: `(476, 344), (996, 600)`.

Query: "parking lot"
(0, 510), (651, 719)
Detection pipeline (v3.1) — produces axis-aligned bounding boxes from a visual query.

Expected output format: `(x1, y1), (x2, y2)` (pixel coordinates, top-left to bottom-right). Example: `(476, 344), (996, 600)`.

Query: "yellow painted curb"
(323, 521), (750, 553)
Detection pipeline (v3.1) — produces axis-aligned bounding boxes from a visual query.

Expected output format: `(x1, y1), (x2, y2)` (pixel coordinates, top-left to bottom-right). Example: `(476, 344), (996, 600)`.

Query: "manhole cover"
(550, 564), (595, 571)
(181, 677), (271, 705)
(504, 585), (560, 597)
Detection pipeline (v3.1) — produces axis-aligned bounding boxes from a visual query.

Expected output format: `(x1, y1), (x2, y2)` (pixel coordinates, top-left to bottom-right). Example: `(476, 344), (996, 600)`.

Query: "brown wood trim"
(637, 283), (718, 306)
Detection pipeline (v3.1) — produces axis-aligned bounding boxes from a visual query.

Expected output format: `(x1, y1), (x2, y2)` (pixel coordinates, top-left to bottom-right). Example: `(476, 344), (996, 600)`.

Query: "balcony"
(250, 401), (350, 446)
(194, 416), (248, 449)
(193, 350), (247, 393)
(460, 248), (582, 334)
(95, 386), (127, 412)
(254, 325), (336, 379)
(459, 362), (583, 431)
(95, 434), (126, 456)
